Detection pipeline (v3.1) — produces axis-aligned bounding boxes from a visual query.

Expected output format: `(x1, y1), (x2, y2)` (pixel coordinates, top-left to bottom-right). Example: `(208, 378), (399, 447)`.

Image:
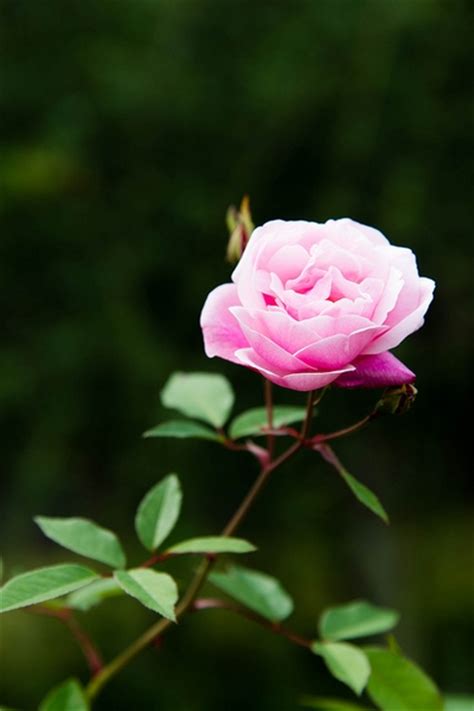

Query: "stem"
(31, 606), (103, 676)
(192, 597), (312, 649)
(86, 388), (318, 702)
(313, 413), (374, 444)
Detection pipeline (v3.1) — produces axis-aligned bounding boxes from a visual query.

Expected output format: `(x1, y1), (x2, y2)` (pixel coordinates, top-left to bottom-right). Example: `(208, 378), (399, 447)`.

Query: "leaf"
(39, 678), (89, 711)
(209, 564), (293, 622)
(135, 474), (182, 551)
(167, 536), (256, 555)
(444, 695), (474, 711)
(34, 516), (126, 569)
(161, 372), (234, 427)
(299, 696), (372, 710)
(114, 569), (178, 621)
(229, 405), (308, 439)
(143, 420), (222, 442)
(319, 600), (399, 641)
(339, 468), (388, 524)
(0, 564), (98, 613)
(312, 642), (371, 696)
(363, 647), (443, 711)
(66, 578), (123, 611)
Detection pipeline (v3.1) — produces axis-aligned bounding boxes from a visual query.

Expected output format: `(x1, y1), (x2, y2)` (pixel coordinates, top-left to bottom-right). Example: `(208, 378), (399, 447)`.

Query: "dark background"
(1, 0), (472, 709)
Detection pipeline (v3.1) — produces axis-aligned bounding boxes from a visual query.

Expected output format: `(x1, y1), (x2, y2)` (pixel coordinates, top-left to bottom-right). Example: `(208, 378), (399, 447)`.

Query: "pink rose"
(200, 219), (435, 391)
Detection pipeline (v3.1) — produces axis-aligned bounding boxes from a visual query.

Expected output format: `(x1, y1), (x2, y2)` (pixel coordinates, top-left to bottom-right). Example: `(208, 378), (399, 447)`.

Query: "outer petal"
(235, 347), (354, 391)
(334, 352), (416, 388)
(200, 283), (248, 364)
(363, 278), (435, 354)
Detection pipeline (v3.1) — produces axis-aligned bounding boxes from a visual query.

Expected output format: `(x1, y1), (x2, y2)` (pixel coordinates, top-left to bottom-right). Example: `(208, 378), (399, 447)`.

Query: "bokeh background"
(1, 0), (473, 708)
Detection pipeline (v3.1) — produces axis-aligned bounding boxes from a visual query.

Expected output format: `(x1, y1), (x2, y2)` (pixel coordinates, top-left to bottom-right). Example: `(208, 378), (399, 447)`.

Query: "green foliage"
(338, 468), (388, 524)
(318, 600), (399, 641)
(444, 695), (474, 711)
(161, 372), (234, 428)
(311, 642), (371, 696)
(38, 678), (89, 711)
(135, 474), (182, 551)
(114, 569), (178, 621)
(363, 647), (443, 711)
(167, 536), (256, 555)
(0, 564), (98, 613)
(143, 420), (222, 442)
(229, 405), (308, 439)
(35, 516), (126, 569)
(66, 578), (123, 612)
(209, 564), (293, 622)
(300, 696), (372, 710)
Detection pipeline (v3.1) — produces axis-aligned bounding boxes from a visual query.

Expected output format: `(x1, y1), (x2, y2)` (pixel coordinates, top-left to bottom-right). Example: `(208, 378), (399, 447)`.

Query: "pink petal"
(200, 283), (248, 364)
(363, 278), (435, 354)
(294, 325), (386, 369)
(334, 352), (416, 388)
(235, 348), (354, 392)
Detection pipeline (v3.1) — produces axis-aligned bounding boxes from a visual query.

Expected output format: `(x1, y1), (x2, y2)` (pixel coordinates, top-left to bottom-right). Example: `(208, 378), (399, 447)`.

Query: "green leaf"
(66, 578), (123, 611)
(0, 564), (98, 613)
(229, 405), (308, 439)
(143, 420), (222, 441)
(300, 696), (372, 710)
(161, 372), (234, 427)
(444, 695), (474, 711)
(135, 474), (182, 551)
(39, 678), (89, 711)
(363, 647), (443, 711)
(339, 468), (388, 524)
(114, 569), (178, 621)
(319, 600), (399, 641)
(312, 642), (371, 696)
(34, 516), (126, 569)
(167, 536), (256, 555)
(209, 564), (293, 622)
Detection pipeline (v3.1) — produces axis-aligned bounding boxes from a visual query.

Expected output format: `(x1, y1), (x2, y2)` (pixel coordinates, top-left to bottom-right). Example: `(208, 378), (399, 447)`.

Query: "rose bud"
(226, 195), (255, 264)
(375, 384), (418, 415)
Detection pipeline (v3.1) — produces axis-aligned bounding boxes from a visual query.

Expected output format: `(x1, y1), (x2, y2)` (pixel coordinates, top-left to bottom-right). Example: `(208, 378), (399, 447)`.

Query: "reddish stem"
(192, 597), (312, 649)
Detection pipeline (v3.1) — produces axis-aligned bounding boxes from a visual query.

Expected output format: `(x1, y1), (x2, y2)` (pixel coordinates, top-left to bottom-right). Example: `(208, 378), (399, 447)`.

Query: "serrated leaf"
(0, 564), (98, 613)
(135, 474), (182, 551)
(39, 678), (89, 711)
(319, 600), (399, 641)
(209, 564), (293, 622)
(143, 420), (222, 441)
(339, 468), (388, 523)
(312, 642), (371, 696)
(445, 695), (474, 711)
(66, 578), (123, 611)
(363, 647), (443, 711)
(114, 569), (178, 621)
(35, 516), (126, 569)
(229, 405), (308, 439)
(167, 536), (256, 555)
(161, 372), (234, 427)
(300, 696), (372, 710)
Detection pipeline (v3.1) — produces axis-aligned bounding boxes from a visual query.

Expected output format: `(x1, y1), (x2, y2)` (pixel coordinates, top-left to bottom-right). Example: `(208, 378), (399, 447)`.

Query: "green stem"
(264, 378), (275, 460)
(86, 390), (317, 702)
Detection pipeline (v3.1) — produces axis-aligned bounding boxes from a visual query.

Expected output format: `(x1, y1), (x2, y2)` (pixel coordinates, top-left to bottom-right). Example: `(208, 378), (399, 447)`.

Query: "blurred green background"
(1, 0), (472, 708)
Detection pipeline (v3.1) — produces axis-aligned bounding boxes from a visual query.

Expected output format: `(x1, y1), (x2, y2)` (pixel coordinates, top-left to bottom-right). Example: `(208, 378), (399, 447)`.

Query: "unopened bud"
(375, 384), (418, 416)
(226, 195), (255, 263)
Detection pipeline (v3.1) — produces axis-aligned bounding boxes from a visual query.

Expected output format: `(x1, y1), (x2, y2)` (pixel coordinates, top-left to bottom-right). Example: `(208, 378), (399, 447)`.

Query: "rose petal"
(294, 325), (386, 369)
(235, 347), (354, 391)
(200, 283), (248, 364)
(334, 352), (416, 388)
(363, 277), (435, 354)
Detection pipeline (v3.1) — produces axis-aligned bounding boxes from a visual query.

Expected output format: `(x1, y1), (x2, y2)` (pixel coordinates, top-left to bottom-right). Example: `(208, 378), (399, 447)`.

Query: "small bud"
(375, 384), (418, 416)
(226, 195), (255, 263)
